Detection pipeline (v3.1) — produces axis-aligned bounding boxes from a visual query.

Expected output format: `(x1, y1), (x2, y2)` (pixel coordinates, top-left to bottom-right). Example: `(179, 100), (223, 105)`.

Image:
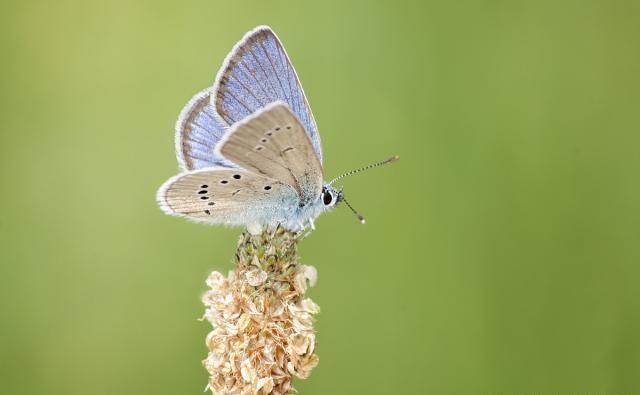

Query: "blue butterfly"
(157, 26), (397, 232)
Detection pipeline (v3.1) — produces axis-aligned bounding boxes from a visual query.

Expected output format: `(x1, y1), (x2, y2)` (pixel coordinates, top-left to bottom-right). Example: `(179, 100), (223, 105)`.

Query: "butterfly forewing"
(175, 88), (237, 170)
(217, 102), (323, 207)
(157, 168), (298, 225)
(213, 26), (323, 163)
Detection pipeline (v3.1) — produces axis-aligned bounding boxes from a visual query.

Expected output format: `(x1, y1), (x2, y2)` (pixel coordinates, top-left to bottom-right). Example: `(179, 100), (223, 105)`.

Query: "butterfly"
(156, 26), (397, 233)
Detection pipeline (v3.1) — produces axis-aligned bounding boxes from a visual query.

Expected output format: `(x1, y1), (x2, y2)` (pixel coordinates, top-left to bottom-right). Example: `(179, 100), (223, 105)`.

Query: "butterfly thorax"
(273, 183), (339, 230)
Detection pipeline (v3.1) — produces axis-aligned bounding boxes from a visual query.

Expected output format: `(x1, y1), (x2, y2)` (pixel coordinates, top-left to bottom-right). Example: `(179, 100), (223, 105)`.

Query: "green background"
(1, 1), (639, 394)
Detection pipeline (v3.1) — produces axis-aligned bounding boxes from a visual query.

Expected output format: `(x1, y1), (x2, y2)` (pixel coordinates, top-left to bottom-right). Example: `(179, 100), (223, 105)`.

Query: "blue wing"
(212, 26), (323, 163)
(175, 88), (238, 170)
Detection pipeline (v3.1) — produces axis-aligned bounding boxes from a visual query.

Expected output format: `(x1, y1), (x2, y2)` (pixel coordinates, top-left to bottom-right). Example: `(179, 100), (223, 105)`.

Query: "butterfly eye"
(323, 191), (333, 206)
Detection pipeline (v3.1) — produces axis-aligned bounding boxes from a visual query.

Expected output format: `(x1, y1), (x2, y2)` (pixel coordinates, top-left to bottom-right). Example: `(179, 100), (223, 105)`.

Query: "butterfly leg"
(308, 218), (316, 230)
(296, 226), (313, 241)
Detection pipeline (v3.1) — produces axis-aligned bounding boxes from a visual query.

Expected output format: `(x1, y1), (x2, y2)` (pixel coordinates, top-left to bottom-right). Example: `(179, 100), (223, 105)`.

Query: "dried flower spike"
(202, 226), (319, 394)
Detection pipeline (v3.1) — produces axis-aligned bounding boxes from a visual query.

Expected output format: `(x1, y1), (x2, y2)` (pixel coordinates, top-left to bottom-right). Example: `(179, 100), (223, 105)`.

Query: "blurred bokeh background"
(1, 0), (639, 394)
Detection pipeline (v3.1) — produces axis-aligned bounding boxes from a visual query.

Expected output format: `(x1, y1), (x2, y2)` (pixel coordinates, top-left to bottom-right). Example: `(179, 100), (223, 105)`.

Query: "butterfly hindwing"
(216, 102), (323, 207)
(175, 88), (237, 170)
(157, 168), (298, 225)
(212, 26), (323, 163)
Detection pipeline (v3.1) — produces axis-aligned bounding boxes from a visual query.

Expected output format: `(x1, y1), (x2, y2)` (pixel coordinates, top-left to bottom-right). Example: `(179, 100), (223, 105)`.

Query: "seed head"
(202, 227), (320, 394)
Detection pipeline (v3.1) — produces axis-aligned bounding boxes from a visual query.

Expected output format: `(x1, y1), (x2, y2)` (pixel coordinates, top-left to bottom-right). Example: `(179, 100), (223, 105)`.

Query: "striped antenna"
(341, 195), (366, 224)
(328, 155), (399, 186)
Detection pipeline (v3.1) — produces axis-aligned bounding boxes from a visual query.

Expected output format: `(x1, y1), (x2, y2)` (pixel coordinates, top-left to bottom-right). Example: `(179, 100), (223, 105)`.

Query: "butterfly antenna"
(328, 155), (399, 186)
(341, 195), (366, 224)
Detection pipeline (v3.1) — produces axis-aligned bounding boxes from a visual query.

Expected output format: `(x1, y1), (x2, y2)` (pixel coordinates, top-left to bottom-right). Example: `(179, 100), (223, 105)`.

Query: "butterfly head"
(321, 183), (366, 224)
(321, 184), (341, 209)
